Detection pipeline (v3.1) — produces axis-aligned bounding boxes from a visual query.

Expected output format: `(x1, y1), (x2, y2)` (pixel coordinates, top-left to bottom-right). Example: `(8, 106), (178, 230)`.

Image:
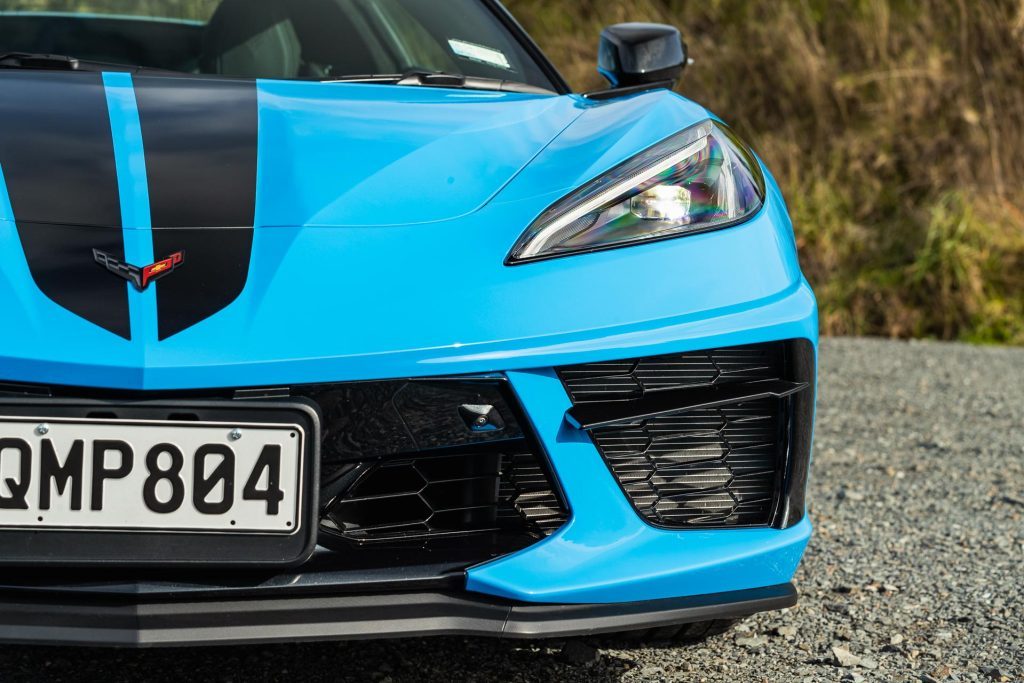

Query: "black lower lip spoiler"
(0, 584), (796, 647)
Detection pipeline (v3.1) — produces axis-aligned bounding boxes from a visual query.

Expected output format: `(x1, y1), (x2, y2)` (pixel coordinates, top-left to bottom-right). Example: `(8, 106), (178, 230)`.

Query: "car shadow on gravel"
(0, 637), (640, 682)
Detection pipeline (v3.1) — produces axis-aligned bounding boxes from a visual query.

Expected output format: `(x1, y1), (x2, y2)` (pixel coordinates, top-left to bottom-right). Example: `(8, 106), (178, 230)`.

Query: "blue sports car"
(0, 0), (817, 646)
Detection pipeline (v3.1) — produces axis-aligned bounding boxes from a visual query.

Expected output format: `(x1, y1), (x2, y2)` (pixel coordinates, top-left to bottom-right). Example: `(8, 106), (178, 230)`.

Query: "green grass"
(509, 0), (1024, 344)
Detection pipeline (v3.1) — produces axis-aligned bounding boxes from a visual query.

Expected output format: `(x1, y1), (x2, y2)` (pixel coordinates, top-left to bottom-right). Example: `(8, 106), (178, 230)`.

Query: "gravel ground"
(2, 338), (1022, 682)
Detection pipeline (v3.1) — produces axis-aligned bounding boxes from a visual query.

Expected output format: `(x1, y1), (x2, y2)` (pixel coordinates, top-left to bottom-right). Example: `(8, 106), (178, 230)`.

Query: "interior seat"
(200, 0), (302, 78)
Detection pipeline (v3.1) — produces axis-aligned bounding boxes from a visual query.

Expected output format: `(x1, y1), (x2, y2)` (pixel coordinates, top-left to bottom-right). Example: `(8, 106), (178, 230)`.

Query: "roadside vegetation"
(510, 0), (1024, 344)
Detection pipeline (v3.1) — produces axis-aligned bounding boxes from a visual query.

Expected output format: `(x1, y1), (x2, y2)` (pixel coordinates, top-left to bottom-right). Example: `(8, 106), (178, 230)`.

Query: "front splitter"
(0, 583), (797, 647)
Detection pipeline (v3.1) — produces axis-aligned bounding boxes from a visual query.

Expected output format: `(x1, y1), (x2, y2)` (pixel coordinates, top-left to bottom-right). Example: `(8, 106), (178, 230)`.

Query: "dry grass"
(510, 0), (1024, 344)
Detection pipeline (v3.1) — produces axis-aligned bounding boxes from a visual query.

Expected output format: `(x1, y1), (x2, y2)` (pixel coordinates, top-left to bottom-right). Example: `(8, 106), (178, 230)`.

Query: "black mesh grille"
(590, 400), (783, 526)
(300, 380), (526, 483)
(307, 379), (568, 552)
(558, 341), (812, 529)
(498, 452), (567, 536)
(321, 448), (564, 546)
(0, 376), (569, 574)
(560, 344), (783, 403)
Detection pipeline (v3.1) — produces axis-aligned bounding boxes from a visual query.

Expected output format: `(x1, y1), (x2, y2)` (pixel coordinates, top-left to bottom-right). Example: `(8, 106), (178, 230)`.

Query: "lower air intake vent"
(590, 400), (784, 526)
(304, 379), (567, 554)
(321, 448), (564, 546)
(499, 452), (567, 536)
(557, 341), (814, 530)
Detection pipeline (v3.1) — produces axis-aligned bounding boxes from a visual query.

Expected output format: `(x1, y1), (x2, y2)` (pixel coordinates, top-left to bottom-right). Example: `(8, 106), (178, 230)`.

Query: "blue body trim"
(0, 163), (11, 223)
(465, 367), (813, 604)
(103, 71), (157, 342)
(0, 172), (810, 389)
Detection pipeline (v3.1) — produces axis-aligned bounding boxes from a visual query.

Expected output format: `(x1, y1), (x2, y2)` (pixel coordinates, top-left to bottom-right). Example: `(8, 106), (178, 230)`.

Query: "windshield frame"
(480, 0), (570, 95)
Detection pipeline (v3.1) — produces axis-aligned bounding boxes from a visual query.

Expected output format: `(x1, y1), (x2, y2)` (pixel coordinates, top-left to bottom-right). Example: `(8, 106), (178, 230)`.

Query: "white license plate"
(0, 417), (305, 534)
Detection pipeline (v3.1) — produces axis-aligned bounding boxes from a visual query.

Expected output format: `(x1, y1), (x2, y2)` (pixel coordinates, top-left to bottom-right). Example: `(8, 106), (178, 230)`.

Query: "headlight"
(507, 120), (766, 264)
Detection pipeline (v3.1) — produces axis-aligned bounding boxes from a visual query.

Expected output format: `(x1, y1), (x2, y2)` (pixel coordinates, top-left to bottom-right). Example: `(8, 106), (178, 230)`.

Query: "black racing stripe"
(149, 227), (253, 340)
(133, 76), (257, 340)
(133, 77), (258, 229)
(0, 72), (131, 339)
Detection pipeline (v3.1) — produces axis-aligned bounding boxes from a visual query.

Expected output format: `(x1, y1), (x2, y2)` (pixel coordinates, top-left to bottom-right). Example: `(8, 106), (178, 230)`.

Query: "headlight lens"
(507, 120), (766, 264)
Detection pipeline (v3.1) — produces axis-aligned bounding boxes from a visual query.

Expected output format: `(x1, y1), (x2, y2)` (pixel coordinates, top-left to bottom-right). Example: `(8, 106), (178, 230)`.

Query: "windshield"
(0, 0), (557, 88)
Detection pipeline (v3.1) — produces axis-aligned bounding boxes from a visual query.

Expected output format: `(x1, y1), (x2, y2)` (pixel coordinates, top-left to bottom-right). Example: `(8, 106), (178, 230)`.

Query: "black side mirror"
(597, 23), (687, 90)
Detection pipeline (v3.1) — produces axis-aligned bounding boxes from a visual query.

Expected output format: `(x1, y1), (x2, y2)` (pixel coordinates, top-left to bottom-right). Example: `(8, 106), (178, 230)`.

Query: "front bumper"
(0, 583), (797, 647)
(0, 192), (818, 642)
(0, 279), (818, 644)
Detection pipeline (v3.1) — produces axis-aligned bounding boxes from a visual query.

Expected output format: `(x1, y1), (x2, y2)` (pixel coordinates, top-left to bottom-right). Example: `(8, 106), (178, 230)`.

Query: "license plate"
(0, 417), (305, 535)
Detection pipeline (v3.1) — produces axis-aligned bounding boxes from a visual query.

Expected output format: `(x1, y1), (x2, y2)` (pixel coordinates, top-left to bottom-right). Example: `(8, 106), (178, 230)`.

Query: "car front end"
(0, 0), (816, 646)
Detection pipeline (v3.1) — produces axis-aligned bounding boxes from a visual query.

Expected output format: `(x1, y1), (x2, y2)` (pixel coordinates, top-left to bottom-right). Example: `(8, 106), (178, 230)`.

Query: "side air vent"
(498, 452), (567, 536)
(557, 341), (814, 530)
(561, 344), (786, 403)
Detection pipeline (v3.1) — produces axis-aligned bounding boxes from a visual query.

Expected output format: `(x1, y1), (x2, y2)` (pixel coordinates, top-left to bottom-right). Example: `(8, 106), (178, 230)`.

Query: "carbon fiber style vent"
(590, 400), (783, 526)
(561, 345), (782, 403)
(306, 379), (567, 553)
(498, 452), (567, 536)
(558, 341), (814, 529)
(321, 449), (564, 546)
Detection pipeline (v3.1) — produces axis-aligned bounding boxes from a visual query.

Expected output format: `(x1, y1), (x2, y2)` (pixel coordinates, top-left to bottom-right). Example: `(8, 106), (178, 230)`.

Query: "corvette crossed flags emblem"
(93, 249), (185, 292)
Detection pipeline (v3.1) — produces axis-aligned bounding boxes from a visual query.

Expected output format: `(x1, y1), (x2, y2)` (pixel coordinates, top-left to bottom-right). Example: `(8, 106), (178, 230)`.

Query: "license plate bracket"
(0, 399), (320, 568)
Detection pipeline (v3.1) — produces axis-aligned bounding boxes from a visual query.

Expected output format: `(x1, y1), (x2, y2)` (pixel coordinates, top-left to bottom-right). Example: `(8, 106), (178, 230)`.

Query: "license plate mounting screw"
(229, 428), (243, 441)
(35, 423), (49, 436)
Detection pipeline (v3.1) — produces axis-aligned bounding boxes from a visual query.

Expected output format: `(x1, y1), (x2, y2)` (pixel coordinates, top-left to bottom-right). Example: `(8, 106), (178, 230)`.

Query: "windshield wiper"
(0, 52), (183, 75)
(325, 70), (555, 95)
(0, 52), (83, 70)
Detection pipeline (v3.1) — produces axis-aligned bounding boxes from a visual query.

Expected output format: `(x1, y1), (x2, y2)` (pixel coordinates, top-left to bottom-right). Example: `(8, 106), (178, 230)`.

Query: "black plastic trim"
(0, 547), (463, 599)
(566, 379), (809, 430)
(776, 341), (816, 528)
(482, 0), (571, 95)
(312, 376), (569, 554)
(583, 80), (676, 100)
(558, 339), (816, 531)
(0, 583), (797, 647)
(504, 583), (796, 639)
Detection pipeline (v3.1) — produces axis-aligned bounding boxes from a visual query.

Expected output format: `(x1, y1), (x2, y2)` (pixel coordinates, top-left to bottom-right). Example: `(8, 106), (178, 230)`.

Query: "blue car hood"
(0, 72), (798, 392)
(257, 81), (590, 228)
(2, 75), (584, 229)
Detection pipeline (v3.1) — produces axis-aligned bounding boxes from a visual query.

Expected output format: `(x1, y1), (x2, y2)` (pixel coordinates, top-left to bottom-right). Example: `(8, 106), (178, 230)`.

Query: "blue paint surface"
(466, 367), (814, 604)
(0, 163), (12, 224)
(103, 71), (157, 342)
(0, 80), (810, 390)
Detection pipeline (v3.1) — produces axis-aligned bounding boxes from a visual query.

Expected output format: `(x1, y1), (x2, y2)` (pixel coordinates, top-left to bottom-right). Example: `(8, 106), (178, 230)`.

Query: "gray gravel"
(2, 338), (1022, 682)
